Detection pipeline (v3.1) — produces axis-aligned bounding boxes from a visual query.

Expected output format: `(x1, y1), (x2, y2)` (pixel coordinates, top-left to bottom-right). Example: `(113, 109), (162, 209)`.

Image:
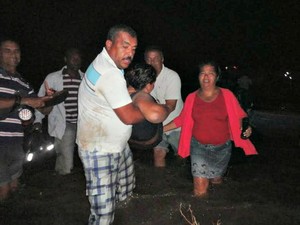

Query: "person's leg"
(153, 148), (167, 167)
(9, 178), (19, 192)
(193, 177), (209, 197)
(55, 123), (76, 175)
(153, 135), (169, 167)
(208, 141), (232, 185)
(210, 177), (223, 184)
(54, 138), (63, 173)
(7, 143), (23, 193)
(190, 154), (209, 197)
(206, 141), (231, 185)
(166, 130), (187, 166)
(166, 130), (180, 155)
(0, 143), (24, 199)
(0, 146), (10, 200)
(0, 184), (10, 200)
(78, 149), (118, 225)
(116, 145), (135, 202)
(190, 138), (210, 197)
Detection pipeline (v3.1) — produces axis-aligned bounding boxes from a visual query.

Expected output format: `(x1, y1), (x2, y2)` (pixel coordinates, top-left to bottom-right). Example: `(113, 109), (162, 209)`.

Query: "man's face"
(106, 31), (137, 69)
(0, 41), (21, 69)
(144, 51), (163, 75)
(65, 52), (82, 71)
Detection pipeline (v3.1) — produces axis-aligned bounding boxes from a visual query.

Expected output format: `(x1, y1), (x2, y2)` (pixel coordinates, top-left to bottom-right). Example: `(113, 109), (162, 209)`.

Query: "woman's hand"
(242, 126), (252, 138)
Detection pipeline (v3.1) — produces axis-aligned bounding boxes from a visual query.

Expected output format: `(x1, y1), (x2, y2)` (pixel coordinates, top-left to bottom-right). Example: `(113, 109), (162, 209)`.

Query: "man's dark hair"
(107, 24), (137, 42)
(125, 63), (156, 91)
(144, 45), (164, 59)
(0, 37), (20, 48)
(65, 48), (81, 59)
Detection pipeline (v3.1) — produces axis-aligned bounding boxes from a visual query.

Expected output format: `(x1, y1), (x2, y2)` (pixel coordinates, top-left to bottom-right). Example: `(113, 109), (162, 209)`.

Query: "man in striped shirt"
(35, 48), (84, 175)
(0, 38), (49, 200)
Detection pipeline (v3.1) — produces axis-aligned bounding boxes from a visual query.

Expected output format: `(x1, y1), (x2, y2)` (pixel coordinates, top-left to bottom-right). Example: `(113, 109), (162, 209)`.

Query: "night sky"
(0, 0), (299, 91)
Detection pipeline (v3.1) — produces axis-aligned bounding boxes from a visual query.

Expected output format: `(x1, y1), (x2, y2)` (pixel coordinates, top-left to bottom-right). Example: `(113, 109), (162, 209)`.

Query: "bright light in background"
(46, 144), (54, 151)
(26, 153), (34, 162)
(283, 71), (293, 80)
(224, 65), (238, 70)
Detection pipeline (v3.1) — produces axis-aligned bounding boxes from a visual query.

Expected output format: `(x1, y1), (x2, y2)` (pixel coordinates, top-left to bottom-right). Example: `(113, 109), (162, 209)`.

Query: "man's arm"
(0, 96), (52, 118)
(0, 97), (17, 109)
(113, 103), (144, 125)
(21, 96), (53, 109)
(163, 121), (177, 132)
(164, 99), (177, 113)
(0, 96), (52, 110)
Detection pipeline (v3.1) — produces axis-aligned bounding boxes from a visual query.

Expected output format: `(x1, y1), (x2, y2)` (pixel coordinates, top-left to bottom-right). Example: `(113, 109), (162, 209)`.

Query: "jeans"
(154, 130), (180, 154)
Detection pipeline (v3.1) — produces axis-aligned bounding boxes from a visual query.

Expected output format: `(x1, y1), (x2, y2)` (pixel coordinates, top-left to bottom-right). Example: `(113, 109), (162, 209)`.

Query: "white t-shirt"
(150, 65), (183, 126)
(76, 48), (132, 153)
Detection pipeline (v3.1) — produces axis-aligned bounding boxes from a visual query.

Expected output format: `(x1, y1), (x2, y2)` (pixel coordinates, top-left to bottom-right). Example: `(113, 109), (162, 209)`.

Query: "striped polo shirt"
(0, 67), (36, 144)
(62, 72), (81, 123)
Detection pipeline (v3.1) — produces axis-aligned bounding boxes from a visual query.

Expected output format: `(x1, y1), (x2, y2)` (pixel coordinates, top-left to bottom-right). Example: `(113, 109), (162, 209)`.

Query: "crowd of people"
(0, 24), (258, 225)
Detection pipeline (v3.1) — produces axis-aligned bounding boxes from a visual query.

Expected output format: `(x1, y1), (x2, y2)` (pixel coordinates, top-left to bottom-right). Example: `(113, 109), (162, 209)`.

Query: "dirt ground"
(0, 133), (299, 225)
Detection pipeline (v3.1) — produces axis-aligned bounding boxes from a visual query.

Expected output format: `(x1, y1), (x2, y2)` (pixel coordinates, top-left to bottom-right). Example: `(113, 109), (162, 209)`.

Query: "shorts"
(154, 130), (180, 154)
(78, 145), (135, 225)
(190, 138), (232, 179)
(0, 142), (24, 186)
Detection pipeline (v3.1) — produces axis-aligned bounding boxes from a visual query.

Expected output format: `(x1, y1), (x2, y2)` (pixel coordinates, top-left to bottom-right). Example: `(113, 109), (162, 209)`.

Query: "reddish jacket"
(174, 88), (258, 158)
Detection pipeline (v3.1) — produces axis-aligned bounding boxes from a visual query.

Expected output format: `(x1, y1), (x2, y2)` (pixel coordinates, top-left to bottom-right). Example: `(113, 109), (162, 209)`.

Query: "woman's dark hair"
(125, 63), (156, 91)
(198, 60), (222, 78)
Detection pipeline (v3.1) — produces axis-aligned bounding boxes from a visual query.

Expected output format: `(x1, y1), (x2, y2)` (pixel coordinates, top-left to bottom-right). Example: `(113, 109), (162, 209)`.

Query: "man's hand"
(22, 96), (53, 109)
(44, 81), (56, 96)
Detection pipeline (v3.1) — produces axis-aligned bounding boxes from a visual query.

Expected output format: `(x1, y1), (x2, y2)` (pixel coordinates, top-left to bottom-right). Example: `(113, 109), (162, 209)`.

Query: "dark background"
(1, 0), (299, 105)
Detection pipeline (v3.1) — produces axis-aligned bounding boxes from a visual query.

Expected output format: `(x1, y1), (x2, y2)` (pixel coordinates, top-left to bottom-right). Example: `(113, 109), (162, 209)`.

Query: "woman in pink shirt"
(164, 61), (257, 197)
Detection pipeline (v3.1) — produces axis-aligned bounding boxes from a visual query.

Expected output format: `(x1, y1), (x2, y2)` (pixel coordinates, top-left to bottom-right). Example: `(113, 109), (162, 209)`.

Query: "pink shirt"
(174, 88), (258, 158)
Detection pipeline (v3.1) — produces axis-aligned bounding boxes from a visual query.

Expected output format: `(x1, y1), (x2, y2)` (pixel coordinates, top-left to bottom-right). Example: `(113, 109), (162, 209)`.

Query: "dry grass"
(179, 203), (222, 225)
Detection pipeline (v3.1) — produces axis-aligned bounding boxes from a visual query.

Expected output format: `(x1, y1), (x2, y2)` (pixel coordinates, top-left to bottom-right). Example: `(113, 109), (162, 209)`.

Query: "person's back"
(125, 63), (169, 150)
